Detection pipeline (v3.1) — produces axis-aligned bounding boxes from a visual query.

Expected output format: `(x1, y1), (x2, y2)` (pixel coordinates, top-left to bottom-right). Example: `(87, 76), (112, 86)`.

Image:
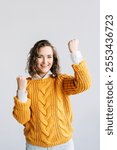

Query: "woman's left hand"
(68, 39), (79, 53)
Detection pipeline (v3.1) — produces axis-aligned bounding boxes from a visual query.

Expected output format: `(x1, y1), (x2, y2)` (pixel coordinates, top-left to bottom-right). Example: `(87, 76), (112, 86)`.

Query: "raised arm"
(61, 39), (91, 95)
(13, 77), (31, 124)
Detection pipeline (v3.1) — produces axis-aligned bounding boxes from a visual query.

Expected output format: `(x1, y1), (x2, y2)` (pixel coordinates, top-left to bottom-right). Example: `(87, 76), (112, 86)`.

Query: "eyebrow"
(37, 54), (53, 57)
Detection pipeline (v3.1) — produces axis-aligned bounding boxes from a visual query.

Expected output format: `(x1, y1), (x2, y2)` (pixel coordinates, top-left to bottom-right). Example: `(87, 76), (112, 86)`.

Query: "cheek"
(50, 59), (54, 65)
(36, 59), (41, 67)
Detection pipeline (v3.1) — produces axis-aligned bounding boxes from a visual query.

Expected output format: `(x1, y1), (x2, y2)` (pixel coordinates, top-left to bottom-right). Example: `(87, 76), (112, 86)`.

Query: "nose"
(43, 57), (47, 64)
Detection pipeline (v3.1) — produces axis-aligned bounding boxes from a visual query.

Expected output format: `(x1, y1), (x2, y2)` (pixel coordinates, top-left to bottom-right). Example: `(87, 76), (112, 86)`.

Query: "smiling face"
(36, 46), (53, 77)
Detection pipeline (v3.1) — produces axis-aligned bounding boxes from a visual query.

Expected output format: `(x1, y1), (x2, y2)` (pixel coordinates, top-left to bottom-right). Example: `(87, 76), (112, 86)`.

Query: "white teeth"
(42, 65), (49, 67)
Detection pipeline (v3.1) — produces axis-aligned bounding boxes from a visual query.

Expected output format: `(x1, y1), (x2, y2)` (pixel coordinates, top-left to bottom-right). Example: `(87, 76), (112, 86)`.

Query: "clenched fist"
(17, 76), (27, 92)
(68, 39), (79, 53)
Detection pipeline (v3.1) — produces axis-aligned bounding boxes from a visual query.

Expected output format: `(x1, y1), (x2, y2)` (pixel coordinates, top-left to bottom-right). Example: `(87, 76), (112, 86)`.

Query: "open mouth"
(41, 65), (49, 68)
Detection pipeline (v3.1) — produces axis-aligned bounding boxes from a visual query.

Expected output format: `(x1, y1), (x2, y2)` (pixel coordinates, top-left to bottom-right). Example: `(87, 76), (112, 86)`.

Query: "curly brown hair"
(26, 40), (60, 77)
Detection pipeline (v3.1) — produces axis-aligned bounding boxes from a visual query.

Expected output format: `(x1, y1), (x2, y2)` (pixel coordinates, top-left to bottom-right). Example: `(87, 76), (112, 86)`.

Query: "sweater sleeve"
(13, 96), (31, 124)
(61, 60), (92, 95)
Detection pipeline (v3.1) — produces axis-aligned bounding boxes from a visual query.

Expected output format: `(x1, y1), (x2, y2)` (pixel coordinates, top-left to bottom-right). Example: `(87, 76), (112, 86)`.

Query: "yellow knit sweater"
(13, 61), (91, 147)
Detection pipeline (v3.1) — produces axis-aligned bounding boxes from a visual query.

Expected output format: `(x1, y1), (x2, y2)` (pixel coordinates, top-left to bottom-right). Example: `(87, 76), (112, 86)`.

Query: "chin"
(41, 70), (49, 74)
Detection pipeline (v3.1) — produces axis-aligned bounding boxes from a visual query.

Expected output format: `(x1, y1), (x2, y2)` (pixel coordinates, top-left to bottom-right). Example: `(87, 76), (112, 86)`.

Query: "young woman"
(13, 39), (91, 150)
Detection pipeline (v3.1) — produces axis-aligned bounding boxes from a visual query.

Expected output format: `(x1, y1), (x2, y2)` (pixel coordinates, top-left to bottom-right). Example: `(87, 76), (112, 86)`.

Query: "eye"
(37, 55), (43, 58)
(47, 55), (52, 58)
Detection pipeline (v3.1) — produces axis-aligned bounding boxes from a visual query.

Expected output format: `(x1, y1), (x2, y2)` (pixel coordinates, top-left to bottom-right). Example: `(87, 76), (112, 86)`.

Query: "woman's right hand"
(16, 76), (27, 92)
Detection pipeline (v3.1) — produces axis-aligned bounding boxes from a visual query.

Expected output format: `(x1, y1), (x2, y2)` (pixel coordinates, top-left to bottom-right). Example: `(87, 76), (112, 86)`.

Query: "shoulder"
(26, 77), (32, 80)
(26, 77), (32, 83)
(56, 73), (72, 81)
(26, 77), (32, 87)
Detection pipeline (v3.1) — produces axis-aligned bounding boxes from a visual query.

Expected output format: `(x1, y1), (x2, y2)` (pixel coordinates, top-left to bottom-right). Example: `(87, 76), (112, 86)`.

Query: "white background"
(0, 0), (99, 150)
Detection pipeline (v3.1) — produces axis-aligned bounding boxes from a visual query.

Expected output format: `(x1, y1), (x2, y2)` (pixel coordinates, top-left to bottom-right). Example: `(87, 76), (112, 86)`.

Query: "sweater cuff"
(72, 60), (88, 71)
(14, 96), (31, 110)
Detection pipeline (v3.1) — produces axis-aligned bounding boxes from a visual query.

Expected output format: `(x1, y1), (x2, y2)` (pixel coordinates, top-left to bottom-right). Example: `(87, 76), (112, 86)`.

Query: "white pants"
(26, 139), (74, 150)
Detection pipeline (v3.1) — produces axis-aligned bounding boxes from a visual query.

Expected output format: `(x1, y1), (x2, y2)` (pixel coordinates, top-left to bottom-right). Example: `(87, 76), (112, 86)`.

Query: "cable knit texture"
(13, 61), (91, 147)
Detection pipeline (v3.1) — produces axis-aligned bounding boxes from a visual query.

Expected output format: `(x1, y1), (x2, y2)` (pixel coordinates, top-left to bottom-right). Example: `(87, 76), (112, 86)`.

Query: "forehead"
(38, 46), (53, 55)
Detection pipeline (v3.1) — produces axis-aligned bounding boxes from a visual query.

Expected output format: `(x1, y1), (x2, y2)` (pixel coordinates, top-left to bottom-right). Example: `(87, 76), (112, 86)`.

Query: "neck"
(38, 73), (47, 78)
(33, 71), (52, 79)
